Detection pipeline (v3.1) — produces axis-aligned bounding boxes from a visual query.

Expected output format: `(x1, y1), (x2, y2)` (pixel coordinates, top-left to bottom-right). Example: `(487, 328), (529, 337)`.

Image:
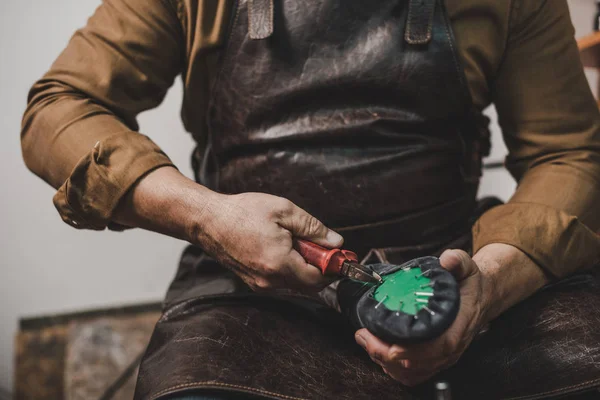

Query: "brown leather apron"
(197, 0), (481, 251)
(135, 0), (600, 398)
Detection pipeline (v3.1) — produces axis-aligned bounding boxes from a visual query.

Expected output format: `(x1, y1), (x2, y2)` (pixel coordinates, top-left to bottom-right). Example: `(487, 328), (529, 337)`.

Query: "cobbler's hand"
(354, 243), (549, 386)
(114, 166), (343, 292)
(355, 249), (489, 386)
(196, 192), (344, 292)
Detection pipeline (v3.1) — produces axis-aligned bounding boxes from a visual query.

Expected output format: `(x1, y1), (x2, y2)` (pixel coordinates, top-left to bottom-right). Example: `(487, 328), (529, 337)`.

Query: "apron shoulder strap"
(405, 0), (436, 45)
(248, 0), (436, 44)
(248, 0), (274, 39)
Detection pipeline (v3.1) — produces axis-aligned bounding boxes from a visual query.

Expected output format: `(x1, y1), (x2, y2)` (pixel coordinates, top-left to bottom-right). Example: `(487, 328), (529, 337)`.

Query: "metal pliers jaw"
(340, 261), (383, 284)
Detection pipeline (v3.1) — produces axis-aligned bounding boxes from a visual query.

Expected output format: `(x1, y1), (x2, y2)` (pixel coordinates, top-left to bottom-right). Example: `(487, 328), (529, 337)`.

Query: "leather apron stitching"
(405, 0), (436, 44)
(151, 382), (307, 400)
(504, 378), (600, 400)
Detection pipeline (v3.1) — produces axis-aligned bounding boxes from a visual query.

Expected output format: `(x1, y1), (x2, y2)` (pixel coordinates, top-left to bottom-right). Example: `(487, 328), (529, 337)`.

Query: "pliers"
(294, 239), (383, 284)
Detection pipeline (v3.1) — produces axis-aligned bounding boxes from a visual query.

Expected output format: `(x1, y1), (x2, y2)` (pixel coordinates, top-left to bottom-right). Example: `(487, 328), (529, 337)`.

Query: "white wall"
(0, 0), (594, 391)
(0, 0), (195, 389)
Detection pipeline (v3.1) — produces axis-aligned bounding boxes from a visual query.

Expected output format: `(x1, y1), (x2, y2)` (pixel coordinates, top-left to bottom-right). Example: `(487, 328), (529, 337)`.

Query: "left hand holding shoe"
(354, 244), (550, 386)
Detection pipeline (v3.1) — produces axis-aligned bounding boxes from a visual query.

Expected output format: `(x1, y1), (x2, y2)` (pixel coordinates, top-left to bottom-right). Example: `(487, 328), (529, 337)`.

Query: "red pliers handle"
(293, 239), (359, 276)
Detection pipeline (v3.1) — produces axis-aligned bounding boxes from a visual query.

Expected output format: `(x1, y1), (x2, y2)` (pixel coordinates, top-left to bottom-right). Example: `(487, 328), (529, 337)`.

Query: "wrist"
(114, 166), (221, 242)
(183, 187), (226, 246)
(472, 243), (550, 324)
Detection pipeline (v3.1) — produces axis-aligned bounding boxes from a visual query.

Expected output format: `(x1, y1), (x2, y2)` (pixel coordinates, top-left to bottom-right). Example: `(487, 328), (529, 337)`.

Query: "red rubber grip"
(293, 239), (358, 276)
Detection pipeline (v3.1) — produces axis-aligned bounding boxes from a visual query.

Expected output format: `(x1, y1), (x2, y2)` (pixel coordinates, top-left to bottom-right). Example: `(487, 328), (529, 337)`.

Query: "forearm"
(474, 243), (550, 324)
(113, 166), (221, 242)
(113, 166), (343, 292)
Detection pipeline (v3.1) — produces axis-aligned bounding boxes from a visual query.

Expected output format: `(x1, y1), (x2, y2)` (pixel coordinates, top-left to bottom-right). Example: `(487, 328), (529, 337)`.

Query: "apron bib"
(198, 0), (480, 252)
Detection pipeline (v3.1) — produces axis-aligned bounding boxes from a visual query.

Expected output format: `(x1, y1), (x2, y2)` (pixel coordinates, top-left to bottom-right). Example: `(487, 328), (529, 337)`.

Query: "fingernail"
(326, 230), (343, 245)
(355, 334), (367, 349)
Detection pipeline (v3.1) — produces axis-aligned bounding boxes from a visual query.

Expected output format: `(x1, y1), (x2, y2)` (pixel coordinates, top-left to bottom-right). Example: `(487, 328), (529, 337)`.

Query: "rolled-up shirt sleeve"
(472, 0), (600, 277)
(21, 0), (183, 230)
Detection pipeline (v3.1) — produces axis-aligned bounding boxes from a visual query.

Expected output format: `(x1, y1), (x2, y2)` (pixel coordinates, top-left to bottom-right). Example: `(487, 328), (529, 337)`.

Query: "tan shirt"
(21, 0), (600, 277)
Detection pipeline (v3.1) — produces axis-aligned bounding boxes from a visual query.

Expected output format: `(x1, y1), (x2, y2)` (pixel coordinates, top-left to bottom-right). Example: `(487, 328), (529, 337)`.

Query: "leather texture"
(405, 0), (436, 44)
(434, 270), (600, 400)
(135, 201), (600, 400)
(135, 251), (600, 400)
(248, 0), (274, 39)
(201, 0), (480, 246)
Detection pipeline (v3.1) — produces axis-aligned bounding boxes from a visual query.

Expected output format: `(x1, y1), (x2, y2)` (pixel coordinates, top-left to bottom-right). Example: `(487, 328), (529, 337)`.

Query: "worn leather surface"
(135, 201), (600, 399)
(433, 271), (600, 400)
(135, 252), (600, 400)
(202, 0), (479, 242)
(136, 288), (401, 400)
(248, 0), (274, 40)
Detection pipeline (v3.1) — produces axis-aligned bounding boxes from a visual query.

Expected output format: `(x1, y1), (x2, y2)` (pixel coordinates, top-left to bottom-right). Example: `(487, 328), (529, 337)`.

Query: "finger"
(439, 249), (478, 280)
(284, 251), (335, 291)
(389, 355), (448, 372)
(386, 334), (452, 363)
(277, 201), (344, 248)
(357, 328), (406, 363)
(355, 329), (393, 365)
(384, 352), (453, 384)
(357, 326), (462, 366)
(384, 365), (437, 387)
(358, 329), (453, 380)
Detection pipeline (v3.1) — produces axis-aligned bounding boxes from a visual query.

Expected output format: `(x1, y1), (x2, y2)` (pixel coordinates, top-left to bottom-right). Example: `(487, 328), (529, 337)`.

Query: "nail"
(355, 334), (367, 349)
(375, 295), (388, 309)
(415, 270), (431, 279)
(326, 230), (343, 245)
(423, 306), (436, 316)
(395, 301), (404, 316)
(415, 292), (434, 297)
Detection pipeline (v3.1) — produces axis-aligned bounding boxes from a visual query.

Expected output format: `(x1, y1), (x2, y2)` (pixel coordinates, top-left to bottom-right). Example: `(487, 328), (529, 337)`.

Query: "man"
(21, 0), (600, 398)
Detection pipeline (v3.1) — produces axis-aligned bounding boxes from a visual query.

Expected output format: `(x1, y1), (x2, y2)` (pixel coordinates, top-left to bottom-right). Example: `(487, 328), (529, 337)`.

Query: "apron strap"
(248, 0), (274, 40)
(405, 0), (436, 45)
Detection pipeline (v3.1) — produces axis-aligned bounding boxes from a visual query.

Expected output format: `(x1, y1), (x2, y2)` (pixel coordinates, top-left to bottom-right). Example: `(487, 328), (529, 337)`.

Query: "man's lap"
(135, 260), (600, 399)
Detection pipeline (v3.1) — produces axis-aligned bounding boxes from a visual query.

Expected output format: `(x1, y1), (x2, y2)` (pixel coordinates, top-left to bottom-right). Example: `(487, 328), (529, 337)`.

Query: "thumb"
(278, 203), (343, 248)
(439, 249), (477, 281)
